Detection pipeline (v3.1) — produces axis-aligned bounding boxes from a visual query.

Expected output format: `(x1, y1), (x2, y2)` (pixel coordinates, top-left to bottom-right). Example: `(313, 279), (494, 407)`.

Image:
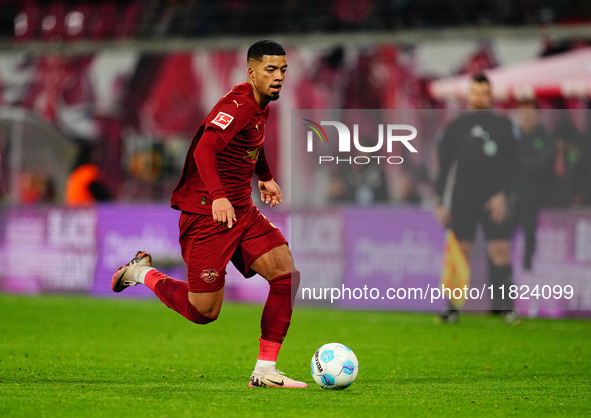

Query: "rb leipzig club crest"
(200, 269), (219, 283)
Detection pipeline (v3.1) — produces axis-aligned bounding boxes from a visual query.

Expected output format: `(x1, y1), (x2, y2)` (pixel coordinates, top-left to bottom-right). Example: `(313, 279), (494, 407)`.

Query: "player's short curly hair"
(247, 40), (286, 61)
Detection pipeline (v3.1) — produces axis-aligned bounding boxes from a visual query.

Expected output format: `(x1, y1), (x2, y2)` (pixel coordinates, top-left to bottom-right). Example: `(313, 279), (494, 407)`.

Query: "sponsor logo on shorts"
(200, 269), (219, 283)
(211, 112), (234, 130)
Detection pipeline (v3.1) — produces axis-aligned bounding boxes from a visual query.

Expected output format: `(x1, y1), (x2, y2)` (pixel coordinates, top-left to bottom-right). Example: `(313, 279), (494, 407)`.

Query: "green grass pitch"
(1, 294), (589, 417)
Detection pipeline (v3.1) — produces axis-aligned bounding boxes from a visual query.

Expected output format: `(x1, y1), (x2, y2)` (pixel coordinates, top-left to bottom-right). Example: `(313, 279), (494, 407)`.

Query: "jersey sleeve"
(194, 130), (227, 199)
(194, 97), (253, 200)
(203, 97), (252, 147)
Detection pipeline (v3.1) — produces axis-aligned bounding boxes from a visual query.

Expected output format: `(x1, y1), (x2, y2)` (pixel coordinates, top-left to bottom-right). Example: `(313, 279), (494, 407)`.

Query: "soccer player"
(111, 40), (307, 388)
(433, 73), (519, 323)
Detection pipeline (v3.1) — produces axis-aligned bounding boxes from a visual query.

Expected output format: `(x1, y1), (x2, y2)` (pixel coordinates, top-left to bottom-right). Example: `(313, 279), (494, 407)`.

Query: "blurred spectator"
(19, 171), (55, 205)
(581, 110), (591, 206)
(544, 113), (588, 207)
(128, 146), (164, 183)
(328, 150), (389, 206)
(65, 142), (112, 205)
(390, 169), (421, 204)
(511, 100), (555, 270)
(332, 0), (374, 31)
(7, 0), (591, 42)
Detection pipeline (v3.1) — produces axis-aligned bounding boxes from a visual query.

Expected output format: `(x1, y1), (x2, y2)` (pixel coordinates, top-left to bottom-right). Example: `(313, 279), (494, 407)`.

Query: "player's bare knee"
(252, 245), (294, 280)
(260, 259), (292, 281)
(190, 304), (220, 323)
(187, 293), (221, 323)
(488, 241), (510, 266)
(490, 253), (510, 266)
(275, 248), (293, 271)
(276, 262), (293, 277)
(198, 307), (220, 321)
(275, 248), (293, 275)
(264, 267), (290, 282)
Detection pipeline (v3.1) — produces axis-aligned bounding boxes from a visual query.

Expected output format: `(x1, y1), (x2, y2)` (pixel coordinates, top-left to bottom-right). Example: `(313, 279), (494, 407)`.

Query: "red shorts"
(178, 204), (287, 293)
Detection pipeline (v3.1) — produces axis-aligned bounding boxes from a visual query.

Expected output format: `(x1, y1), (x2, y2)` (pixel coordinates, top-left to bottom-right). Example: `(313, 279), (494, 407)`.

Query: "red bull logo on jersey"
(243, 147), (261, 162)
(211, 112), (234, 130)
(302, 119), (417, 165)
(201, 269), (219, 283)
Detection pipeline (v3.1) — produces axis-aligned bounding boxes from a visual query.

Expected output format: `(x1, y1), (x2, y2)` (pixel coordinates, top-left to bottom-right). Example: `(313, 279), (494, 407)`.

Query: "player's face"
(468, 81), (492, 110)
(249, 55), (287, 104)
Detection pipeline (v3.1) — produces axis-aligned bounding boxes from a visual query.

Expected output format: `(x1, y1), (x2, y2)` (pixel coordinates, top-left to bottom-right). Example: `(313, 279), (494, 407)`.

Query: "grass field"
(1, 294), (590, 417)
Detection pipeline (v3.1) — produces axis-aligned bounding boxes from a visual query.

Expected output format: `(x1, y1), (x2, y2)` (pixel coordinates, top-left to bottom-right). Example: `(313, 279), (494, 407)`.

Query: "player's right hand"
(434, 205), (451, 227)
(212, 198), (237, 229)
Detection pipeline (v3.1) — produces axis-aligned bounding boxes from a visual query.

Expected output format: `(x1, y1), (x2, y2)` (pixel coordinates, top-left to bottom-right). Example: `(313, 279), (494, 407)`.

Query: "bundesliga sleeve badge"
(211, 112), (234, 130)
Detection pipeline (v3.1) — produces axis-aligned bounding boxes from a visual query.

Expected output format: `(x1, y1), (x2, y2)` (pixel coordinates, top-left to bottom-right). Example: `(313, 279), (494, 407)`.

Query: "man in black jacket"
(433, 73), (519, 323)
(512, 100), (555, 271)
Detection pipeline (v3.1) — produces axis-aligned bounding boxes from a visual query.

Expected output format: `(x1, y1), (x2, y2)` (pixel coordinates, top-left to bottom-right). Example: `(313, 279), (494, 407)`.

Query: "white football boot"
(111, 250), (152, 292)
(249, 367), (308, 388)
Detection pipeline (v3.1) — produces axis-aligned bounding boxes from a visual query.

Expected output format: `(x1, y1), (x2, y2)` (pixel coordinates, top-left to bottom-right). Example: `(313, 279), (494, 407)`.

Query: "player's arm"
(255, 146), (282, 207)
(433, 125), (456, 227)
(194, 130), (236, 228)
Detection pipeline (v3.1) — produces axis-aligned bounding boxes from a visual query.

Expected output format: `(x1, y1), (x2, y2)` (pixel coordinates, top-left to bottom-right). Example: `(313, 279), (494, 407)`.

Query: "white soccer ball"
(310, 343), (359, 390)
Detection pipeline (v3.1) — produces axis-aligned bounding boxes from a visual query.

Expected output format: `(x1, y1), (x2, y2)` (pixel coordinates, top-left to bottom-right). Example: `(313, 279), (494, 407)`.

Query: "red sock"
(258, 271), (301, 361)
(144, 269), (215, 324)
(258, 338), (281, 361)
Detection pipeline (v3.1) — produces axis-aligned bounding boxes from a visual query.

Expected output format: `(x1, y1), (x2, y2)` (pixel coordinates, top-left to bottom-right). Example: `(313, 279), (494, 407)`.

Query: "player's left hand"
(485, 192), (508, 224)
(259, 179), (282, 207)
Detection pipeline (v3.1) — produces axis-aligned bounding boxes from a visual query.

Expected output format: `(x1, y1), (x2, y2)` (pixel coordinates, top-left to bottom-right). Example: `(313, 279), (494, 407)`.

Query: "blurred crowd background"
(0, 0), (591, 209)
(2, 0), (591, 40)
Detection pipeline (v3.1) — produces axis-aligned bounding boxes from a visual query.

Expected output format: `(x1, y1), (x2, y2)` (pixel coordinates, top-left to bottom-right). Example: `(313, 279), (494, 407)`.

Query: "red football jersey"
(171, 83), (273, 215)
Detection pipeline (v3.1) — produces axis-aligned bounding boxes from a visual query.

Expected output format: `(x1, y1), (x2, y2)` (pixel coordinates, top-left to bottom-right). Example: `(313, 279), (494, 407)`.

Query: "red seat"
(115, 1), (143, 39)
(41, 2), (65, 41)
(88, 1), (117, 40)
(64, 3), (91, 41)
(14, 2), (41, 41)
